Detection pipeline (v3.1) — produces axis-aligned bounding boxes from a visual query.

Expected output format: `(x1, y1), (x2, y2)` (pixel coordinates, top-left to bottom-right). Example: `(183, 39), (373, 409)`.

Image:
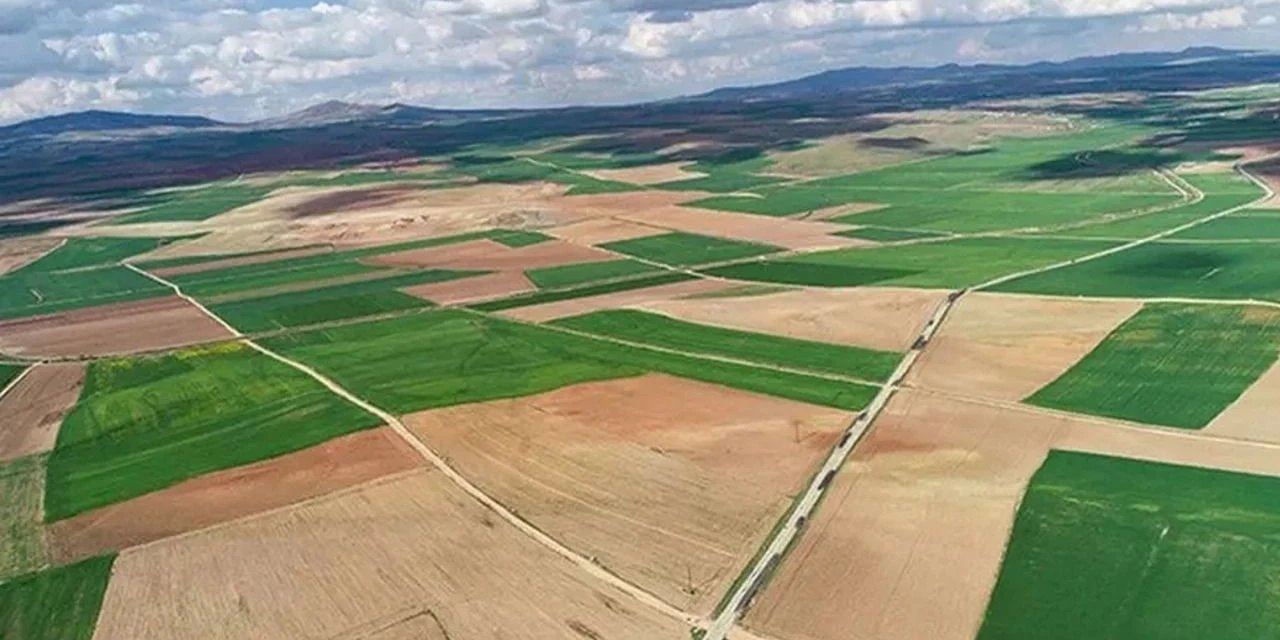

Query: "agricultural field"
(524, 258), (660, 288)
(601, 232), (783, 266)
(0, 455), (49, 580)
(109, 184), (271, 225)
(0, 554), (114, 640)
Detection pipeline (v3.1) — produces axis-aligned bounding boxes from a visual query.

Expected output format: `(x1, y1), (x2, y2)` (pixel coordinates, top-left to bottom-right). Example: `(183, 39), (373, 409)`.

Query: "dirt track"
(0, 296), (234, 358)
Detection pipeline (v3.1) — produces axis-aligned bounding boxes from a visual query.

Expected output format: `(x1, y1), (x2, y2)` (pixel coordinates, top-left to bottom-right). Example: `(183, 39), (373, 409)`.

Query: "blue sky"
(0, 0), (1277, 123)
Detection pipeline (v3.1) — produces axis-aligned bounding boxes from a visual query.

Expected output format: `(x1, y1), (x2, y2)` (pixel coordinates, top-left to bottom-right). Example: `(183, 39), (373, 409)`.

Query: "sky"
(0, 0), (1277, 123)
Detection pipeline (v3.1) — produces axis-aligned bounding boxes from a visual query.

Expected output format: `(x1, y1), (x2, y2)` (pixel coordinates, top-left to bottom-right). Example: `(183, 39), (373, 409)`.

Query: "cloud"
(0, 0), (1274, 123)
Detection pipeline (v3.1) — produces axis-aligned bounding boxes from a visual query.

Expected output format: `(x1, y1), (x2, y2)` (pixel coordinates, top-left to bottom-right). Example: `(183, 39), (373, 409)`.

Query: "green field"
(0, 455), (49, 582)
(18, 237), (174, 273)
(180, 259), (388, 298)
(552, 309), (901, 381)
(0, 364), (25, 390)
(1039, 172), (1263, 239)
(0, 554), (114, 640)
(135, 245), (328, 271)
(835, 227), (950, 242)
(601, 232), (782, 266)
(209, 269), (477, 332)
(979, 450), (1280, 640)
(489, 229), (552, 247)
(0, 266), (170, 321)
(45, 343), (378, 520)
(1027, 304), (1280, 428)
(469, 272), (696, 312)
(1169, 212), (1280, 240)
(524, 259), (660, 289)
(992, 241), (1280, 301)
(705, 237), (1116, 288)
(111, 184), (271, 225)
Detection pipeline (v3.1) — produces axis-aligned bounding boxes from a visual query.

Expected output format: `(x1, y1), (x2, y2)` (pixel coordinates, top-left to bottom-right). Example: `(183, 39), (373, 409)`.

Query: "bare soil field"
(584, 163), (705, 184)
(906, 292), (1142, 401)
(92, 468), (687, 640)
(364, 238), (613, 271)
(149, 246), (333, 277)
(500, 278), (733, 322)
(402, 374), (850, 615)
(401, 270), (535, 305)
(546, 218), (663, 245)
(0, 363), (85, 462)
(617, 206), (863, 251)
(638, 286), (947, 352)
(286, 186), (423, 218)
(0, 236), (63, 275)
(0, 296), (234, 358)
(1204, 359), (1280, 443)
(746, 390), (1280, 640)
(49, 427), (416, 563)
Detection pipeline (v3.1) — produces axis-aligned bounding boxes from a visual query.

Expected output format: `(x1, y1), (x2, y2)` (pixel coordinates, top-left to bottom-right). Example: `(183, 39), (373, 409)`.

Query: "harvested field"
(0, 237), (62, 275)
(546, 218), (662, 245)
(402, 374), (850, 615)
(0, 296), (233, 358)
(285, 185), (421, 218)
(638, 286), (946, 352)
(363, 238), (613, 271)
(907, 293), (1142, 401)
(48, 427), (417, 563)
(584, 162), (704, 184)
(500, 278), (732, 322)
(401, 270), (534, 304)
(0, 363), (85, 462)
(0, 454), (50, 581)
(618, 206), (863, 251)
(148, 246), (332, 277)
(745, 390), (1280, 640)
(1207, 359), (1280, 443)
(92, 469), (687, 640)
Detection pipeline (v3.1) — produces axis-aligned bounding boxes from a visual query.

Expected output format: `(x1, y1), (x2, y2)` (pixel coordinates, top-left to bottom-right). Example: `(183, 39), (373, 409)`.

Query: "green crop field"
(209, 269), (477, 332)
(1170, 212), (1280, 240)
(1027, 304), (1280, 428)
(832, 190), (1178, 233)
(0, 455), (49, 582)
(979, 450), (1280, 640)
(601, 232), (782, 266)
(835, 227), (949, 242)
(992, 241), (1280, 301)
(0, 364), (25, 390)
(470, 271), (696, 312)
(178, 259), (388, 298)
(705, 237), (1116, 288)
(19, 237), (174, 273)
(524, 259), (660, 289)
(552, 309), (901, 381)
(45, 343), (378, 520)
(655, 172), (785, 193)
(489, 229), (552, 247)
(110, 184), (271, 225)
(0, 266), (170, 321)
(1039, 172), (1264, 239)
(0, 554), (114, 640)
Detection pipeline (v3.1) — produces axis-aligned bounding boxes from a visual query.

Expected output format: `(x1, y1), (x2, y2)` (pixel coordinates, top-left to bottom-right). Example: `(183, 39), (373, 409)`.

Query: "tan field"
(638, 286), (948, 352)
(402, 374), (850, 615)
(1206, 359), (1280, 443)
(401, 271), (535, 305)
(0, 296), (234, 358)
(499, 278), (733, 322)
(363, 238), (613, 271)
(616, 206), (863, 251)
(92, 468), (687, 640)
(745, 390), (1280, 640)
(584, 162), (705, 184)
(546, 218), (664, 244)
(49, 427), (418, 563)
(0, 237), (63, 275)
(907, 292), (1141, 401)
(0, 454), (49, 581)
(0, 363), (85, 462)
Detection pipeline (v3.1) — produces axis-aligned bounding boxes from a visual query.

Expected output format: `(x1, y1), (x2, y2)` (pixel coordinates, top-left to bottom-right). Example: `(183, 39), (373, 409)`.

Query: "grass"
(489, 229), (552, 248)
(110, 184), (271, 225)
(992, 241), (1280, 302)
(209, 269), (478, 332)
(1039, 172), (1263, 239)
(705, 237), (1117, 288)
(1169, 212), (1280, 240)
(978, 450), (1280, 640)
(0, 266), (171, 321)
(46, 343), (379, 520)
(601, 232), (782, 266)
(836, 227), (950, 242)
(0, 554), (114, 640)
(179, 260), (388, 298)
(655, 172), (785, 193)
(0, 364), (25, 391)
(0, 455), (49, 582)
(1027, 304), (1280, 428)
(524, 259), (660, 289)
(552, 309), (902, 381)
(18, 237), (174, 273)
(134, 244), (327, 271)
(469, 272), (696, 312)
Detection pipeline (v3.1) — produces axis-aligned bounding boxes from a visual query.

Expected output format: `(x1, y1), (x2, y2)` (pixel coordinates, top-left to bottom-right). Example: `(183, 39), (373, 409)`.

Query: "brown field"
(0, 296), (234, 358)
(546, 218), (663, 245)
(402, 374), (850, 615)
(286, 186), (423, 218)
(364, 238), (613, 271)
(584, 163), (704, 185)
(148, 245), (333, 277)
(745, 390), (1280, 640)
(906, 292), (1142, 401)
(0, 236), (63, 275)
(1205, 359), (1280, 443)
(500, 278), (733, 322)
(400, 270), (535, 305)
(92, 468), (687, 640)
(0, 454), (50, 581)
(49, 427), (416, 563)
(0, 363), (85, 462)
(617, 206), (863, 251)
(638, 286), (947, 352)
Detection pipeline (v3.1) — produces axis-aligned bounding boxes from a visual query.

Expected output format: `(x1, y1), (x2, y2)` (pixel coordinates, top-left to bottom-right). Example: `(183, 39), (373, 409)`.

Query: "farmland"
(0, 554), (114, 640)
(470, 271), (697, 311)
(45, 343), (379, 520)
(524, 258), (660, 288)
(0, 455), (48, 580)
(0, 266), (170, 320)
(110, 184), (271, 225)
(602, 232), (783, 266)
(1027, 304), (1280, 429)
(979, 450), (1280, 640)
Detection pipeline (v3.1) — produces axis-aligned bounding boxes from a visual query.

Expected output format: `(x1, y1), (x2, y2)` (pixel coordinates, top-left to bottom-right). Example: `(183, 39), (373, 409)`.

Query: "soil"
(907, 292), (1142, 401)
(48, 427), (417, 562)
(92, 468), (687, 640)
(363, 238), (614, 271)
(615, 206), (863, 251)
(546, 218), (664, 245)
(400, 271), (535, 305)
(0, 237), (63, 275)
(638, 286), (948, 352)
(499, 278), (734, 322)
(401, 374), (850, 615)
(0, 363), (85, 462)
(583, 163), (705, 185)
(148, 246), (333, 277)
(1203, 358), (1280, 443)
(0, 296), (235, 358)
(286, 186), (422, 218)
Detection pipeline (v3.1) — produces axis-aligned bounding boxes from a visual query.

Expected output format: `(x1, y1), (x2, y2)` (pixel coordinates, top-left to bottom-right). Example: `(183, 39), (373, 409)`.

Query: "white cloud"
(1134, 7), (1249, 32)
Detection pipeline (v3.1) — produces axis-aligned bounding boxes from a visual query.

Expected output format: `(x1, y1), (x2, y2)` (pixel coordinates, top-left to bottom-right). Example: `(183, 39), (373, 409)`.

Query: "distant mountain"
(696, 47), (1255, 101)
(260, 100), (523, 128)
(0, 109), (223, 139)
